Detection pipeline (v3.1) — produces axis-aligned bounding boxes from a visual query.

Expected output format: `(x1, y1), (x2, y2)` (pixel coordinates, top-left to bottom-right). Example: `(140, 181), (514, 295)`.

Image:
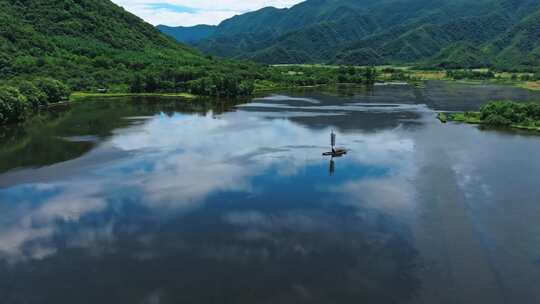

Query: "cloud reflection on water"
(2, 85), (540, 303)
(0, 97), (418, 264)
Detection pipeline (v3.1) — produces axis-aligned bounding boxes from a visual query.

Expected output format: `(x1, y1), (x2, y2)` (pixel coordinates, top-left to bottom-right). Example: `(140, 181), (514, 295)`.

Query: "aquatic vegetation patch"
(445, 101), (540, 132)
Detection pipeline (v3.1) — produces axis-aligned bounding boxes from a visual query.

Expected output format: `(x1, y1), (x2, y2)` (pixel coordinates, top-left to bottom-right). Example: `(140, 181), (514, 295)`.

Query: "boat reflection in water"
(324, 130), (347, 176)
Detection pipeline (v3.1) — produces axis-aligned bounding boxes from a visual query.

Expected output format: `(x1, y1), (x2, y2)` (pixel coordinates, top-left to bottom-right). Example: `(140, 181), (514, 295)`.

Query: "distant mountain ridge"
(156, 24), (216, 43)
(158, 0), (540, 69)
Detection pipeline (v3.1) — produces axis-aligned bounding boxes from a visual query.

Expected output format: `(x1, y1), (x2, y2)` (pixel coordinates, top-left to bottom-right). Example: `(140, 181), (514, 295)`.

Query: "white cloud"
(112, 0), (305, 26)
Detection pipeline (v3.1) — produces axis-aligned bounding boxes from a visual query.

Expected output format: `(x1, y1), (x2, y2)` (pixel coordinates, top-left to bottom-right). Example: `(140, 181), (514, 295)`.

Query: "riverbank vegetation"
(0, 78), (71, 124)
(268, 65), (540, 93)
(445, 101), (540, 131)
(69, 92), (196, 102)
(5, 64), (540, 125)
(2, 0), (539, 126)
(0, 64), (380, 124)
(260, 65), (378, 88)
(381, 67), (540, 84)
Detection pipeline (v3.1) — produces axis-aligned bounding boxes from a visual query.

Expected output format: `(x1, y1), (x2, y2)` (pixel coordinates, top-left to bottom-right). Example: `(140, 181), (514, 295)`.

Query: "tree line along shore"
(2, 65), (540, 126)
(1, 65), (380, 125)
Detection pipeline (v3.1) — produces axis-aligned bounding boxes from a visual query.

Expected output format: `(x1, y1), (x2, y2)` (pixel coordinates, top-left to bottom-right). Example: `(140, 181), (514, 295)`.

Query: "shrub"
(0, 86), (30, 124)
(35, 78), (71, 103)
(480, 101), (540, 126)
(446, 69), (495, 80)
(18, 81), (47, 107)
(483, 114), (512, 126)
(521, 74), (532, 81)
(186, 74), (254, 97)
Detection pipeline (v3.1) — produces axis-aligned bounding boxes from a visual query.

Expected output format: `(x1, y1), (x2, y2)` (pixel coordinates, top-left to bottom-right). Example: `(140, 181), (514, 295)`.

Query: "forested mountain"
(156, 24), (216, 43)
(0, 0), (258, 92)
(0, 0), (274, 124)
(162, 0), (540, 69)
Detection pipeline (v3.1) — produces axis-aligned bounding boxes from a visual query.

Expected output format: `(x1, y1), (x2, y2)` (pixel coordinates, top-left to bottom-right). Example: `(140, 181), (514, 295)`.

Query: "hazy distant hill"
(156, 24), (216, 43)
(160, 0), (540, 69)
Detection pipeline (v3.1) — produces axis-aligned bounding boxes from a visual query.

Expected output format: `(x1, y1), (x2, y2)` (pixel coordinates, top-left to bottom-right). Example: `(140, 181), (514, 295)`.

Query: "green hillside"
(488, 10), (540, 69)
(428, 43), (489, 69)
(0, 0), (270, 124)
(0, 0), (260, 93)
(164, 0), (540, 69)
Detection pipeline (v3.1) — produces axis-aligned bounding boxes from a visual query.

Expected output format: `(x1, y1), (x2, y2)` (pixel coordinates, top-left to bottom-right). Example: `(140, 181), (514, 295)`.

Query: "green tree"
(35, 78), (70, 103)
(363, 67), (377, 84)
(130, 74), (144, 93)
(144, 74), (159, 93)
(18, 81), (47, 107)
(479, 101), (540, 127)
(0, 86), (30, 124)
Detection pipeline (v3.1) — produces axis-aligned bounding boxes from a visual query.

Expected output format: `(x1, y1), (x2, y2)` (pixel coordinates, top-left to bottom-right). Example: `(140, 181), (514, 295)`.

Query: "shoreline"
(3, 80), (539, 127)
(277, 65), (540, 92)
(69, 92), (198, 102)
(68, 76), (540, 103)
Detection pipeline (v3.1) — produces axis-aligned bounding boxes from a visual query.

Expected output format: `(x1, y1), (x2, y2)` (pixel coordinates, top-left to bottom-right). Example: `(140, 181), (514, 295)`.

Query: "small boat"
(323, 130), (347, 157)
(323, 148), (347, 157)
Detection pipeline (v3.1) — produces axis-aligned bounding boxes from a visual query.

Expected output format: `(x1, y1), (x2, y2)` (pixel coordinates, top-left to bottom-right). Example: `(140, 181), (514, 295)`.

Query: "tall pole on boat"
(331, 130), (336, 153)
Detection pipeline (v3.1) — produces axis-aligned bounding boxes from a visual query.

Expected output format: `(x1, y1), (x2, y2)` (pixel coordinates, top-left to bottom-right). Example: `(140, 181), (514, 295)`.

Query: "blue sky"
(112, 0), (304, 27)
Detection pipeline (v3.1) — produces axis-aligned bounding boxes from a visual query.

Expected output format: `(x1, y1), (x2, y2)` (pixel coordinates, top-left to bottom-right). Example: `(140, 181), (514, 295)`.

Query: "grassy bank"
(447, 112), (483, 124)
(69, 92), (197, 102)
(442, 101), (540, 132)
(383, 68), (540, 91)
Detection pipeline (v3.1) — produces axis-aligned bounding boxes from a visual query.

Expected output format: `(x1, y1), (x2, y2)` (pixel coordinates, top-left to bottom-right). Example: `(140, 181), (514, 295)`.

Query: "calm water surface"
(1, 81), (540, 303)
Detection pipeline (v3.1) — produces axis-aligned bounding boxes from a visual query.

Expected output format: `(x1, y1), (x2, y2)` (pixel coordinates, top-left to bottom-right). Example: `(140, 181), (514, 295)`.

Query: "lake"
(1, 81), (540, 304)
